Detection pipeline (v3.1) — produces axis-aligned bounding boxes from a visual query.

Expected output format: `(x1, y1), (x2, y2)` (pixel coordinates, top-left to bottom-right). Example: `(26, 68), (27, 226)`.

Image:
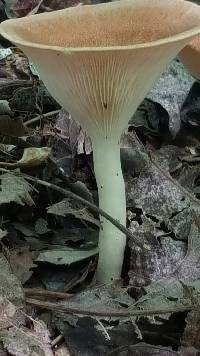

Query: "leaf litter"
(0, 1), (200, 355)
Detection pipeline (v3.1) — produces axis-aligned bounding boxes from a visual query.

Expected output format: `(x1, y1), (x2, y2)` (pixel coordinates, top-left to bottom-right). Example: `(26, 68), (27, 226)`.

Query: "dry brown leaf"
(8, 247), (39, 284)
(17, 147), (51, 167)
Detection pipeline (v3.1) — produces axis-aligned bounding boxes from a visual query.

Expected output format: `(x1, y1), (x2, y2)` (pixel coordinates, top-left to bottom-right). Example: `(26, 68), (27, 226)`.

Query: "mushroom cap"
(1, 0), (200, 140)
(179, 36), (200, 79)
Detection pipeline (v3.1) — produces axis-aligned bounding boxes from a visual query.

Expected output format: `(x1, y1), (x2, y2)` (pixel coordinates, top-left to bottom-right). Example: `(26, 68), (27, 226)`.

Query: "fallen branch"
(26, 297), (193, 318)
(24, 109), (60, 126)
(24, 288), (73, 300)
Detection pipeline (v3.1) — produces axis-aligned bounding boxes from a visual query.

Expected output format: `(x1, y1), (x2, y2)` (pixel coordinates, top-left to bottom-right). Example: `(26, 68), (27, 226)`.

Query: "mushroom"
(1, 0), (200, 283)
(179, 36), (200, 79)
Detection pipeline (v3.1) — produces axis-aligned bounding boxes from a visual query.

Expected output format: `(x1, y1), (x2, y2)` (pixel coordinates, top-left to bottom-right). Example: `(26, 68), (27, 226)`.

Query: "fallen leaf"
(0, 172), (34, 206)
(147, 59), (194, 136)
(1, 321), (53, 356)
(0, 254), (24, 309)
(37, 247), (98, 265)
(108, 343), (179, 356)
(8, 247), (39, 284)
(181, 310), (200, 349)
(0, 116), (27, 137)
(0, 48), (12, 61)
(5, 0), (44, 18)
(47, 198), (100, 227)
(35, 218), (50, 235)
(17, 147), (51, 167)
(0, 229), (7, 240)
(0, 100), (13, 116)
(129, 216), (187, 287)
(126, 162), (189, 220)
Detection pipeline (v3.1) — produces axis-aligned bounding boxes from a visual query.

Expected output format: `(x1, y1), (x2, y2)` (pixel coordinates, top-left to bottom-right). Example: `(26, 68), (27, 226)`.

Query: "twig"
(51, 334), (63, 348)
(24, 109), (60, 126)
(0, 168), (148, 250)
(26, 298), (193, 318)
(24, 288), (73, 300)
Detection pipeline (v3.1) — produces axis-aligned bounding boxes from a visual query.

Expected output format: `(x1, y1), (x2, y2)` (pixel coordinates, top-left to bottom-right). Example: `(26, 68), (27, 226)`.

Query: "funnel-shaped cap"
(179, 36), (200, 79)
(1, 0), (200, 140)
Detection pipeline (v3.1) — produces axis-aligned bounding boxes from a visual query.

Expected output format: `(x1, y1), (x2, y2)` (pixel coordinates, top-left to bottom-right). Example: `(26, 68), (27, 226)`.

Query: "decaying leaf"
(1, 320), (53, 356)
(5, 0), (44, 18)
(126, 163), (189, 220)
(8, 247), (39, 284)
(0, 229), (7, 240)
(109, 343), (179, 356)
(37, 246), (98, 265)
(0, 254), (24, 308)
(0, 100), (13, 116)
(47, 198), (100, 227)
(147, 59), (194, 136)
(0, 172), (34, 206)
(0, 48), (12, 61)
(129, 216), (187, 287)
(0, 296), (24, 330)
(182, 310), (200, 349)
(0, 116), (27, 137)
(17, 147), (51, 167)
(35, 218), (50, 235)
(56, 285), (133, 317)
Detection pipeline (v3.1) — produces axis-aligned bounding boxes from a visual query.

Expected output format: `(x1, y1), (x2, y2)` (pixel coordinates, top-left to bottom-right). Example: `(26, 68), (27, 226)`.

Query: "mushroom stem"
(92, 136), (126, 283)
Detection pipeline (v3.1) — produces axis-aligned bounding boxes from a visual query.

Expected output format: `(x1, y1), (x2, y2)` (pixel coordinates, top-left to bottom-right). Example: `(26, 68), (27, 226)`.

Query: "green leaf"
(0, 172), (34, 206)
(37, 247), (98, 265)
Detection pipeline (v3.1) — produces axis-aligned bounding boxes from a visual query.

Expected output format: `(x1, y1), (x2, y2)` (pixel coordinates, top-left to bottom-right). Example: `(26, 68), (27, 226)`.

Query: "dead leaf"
(8, 247), (39, 284)
(43, 0), (91, 12)
(1, 321), (53, 356)
(17, 147), (51, 167)
(126, 163), (189, 220)
(129, 216), (187, 287)
(181, 310), (200, 349)
(0, 297), (25, 331)
(0, 116), (27, 137)
(0, 229), (7, 240)
(37, 247), (98, 265)
(0, 172), (34, 206)
(0, 254), (24, 315)
(47, 198), (100, 227)
(108, 343), (178, 356)
(5, 0), (44, 18)
(147, 59), (194, 136)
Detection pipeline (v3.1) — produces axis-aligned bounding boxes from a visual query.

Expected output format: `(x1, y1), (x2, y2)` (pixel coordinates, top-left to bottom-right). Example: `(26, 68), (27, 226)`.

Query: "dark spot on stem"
(103, 102), (107, 109)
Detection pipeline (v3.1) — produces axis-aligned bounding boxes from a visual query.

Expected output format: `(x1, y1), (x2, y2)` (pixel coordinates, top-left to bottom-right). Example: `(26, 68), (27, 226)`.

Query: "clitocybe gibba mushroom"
(179, 36), (200, 79)
(1, 0), (200, 283)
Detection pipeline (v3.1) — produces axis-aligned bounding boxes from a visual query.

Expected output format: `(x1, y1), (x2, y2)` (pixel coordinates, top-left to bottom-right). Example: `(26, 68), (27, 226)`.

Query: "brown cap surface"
(1, 0), (200, 140)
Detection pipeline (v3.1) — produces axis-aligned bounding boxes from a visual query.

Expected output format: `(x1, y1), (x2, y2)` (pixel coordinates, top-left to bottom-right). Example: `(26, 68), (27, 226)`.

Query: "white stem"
(92, 137), (126, 283)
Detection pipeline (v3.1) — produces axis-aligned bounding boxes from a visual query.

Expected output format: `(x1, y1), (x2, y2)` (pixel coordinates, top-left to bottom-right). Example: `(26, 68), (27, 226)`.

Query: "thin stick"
(24, 110), (60, 126)
(24, 288), (72, 299)
(0, 168), (147, 250)
(26, 297), (193, 318)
